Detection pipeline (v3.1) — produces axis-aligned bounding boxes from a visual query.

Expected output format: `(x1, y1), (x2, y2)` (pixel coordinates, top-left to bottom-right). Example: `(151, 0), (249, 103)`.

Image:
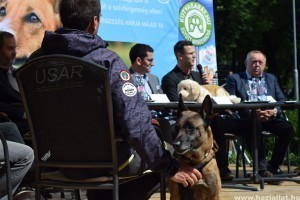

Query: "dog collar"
(192, 149), (214, 172)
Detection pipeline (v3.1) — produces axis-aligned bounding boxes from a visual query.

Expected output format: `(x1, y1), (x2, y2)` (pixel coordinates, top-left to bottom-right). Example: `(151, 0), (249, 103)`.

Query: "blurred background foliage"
(214, 0), (300, 164)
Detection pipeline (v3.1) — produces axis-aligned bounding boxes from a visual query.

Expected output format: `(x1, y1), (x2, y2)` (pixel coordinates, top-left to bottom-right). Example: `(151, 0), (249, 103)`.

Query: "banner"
(0, 0), (216, 82)
(178, 0), (217, 83)
(99, 0), (179, 81)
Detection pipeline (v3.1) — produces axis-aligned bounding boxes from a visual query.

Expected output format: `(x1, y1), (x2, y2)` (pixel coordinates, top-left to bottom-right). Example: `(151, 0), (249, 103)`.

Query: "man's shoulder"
(264, 72), (276, 79)
(26, 49), (44, 62)
(162, 67), (177, 80)
(228, 72), (245, 79)
(147, 73), (159, 79)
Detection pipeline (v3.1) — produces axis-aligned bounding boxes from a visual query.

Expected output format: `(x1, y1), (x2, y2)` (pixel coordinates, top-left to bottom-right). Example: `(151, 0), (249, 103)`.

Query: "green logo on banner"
(179, 2), (212, 46)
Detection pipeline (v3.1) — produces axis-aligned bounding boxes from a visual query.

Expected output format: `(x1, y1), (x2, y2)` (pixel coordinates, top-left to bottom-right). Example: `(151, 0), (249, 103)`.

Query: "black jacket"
(161, 65), (203, 101)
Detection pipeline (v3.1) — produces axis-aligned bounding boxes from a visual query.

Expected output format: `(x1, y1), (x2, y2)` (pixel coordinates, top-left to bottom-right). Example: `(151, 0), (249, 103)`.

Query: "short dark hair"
(174, 40), (193, 56)
(129, 43), (154, 63)
(0, 31), (14, 48)
(59, 0), (101, 31)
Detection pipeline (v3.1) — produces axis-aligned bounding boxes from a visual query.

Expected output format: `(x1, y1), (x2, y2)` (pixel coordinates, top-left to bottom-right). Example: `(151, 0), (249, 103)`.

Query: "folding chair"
(16, 55), (165, 200)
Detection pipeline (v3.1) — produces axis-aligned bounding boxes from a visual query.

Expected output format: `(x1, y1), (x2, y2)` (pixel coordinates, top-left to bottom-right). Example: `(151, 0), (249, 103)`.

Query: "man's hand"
(170, 162), (202, 187)
(256, 108), (277, 122)
(202, 73), (213, 85)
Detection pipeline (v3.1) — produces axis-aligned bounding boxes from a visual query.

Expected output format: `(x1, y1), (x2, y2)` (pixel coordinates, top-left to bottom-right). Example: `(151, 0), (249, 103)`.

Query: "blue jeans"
(0, 141), (34, 199)
(0, 122), (25, 144)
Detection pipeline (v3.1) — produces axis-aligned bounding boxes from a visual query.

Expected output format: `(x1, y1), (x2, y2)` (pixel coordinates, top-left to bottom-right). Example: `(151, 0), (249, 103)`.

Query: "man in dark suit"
(161, 40), (211, 102)
(0, 31), (29, 135)
(129, 43), (163, 100)
(212, 50), (294, 181)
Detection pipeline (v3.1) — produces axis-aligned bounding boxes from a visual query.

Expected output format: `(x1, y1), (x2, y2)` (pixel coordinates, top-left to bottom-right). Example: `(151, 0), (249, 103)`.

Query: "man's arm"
(162, 75), (179, 102)
(0, 102), (24, 121)
(272, 75), (285, 101)
(108, 55), (181, 176)
(225, 75), (237, 96)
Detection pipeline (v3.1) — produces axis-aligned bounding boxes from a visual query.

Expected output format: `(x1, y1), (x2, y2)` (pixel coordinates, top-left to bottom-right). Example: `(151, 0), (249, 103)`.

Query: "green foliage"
(215, 0), (300, 164)
(214, 0), (299, 98)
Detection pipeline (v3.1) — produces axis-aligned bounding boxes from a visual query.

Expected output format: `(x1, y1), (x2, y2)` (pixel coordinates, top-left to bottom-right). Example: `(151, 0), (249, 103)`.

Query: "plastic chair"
(16, 55), (165, 200)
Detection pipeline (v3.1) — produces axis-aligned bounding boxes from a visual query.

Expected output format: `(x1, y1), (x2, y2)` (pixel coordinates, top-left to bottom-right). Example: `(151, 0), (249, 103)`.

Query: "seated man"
(162, 40), (211, 102)
(0, 31), (29, 135)
(0, 123), (34, 199)
(212, 50), (294, 181)
(129, 43), (174, 143)
(129, 43), (163, 100)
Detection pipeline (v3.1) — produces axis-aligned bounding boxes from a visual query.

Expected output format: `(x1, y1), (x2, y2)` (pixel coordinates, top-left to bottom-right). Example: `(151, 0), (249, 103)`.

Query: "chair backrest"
(16, 55), (117, 171)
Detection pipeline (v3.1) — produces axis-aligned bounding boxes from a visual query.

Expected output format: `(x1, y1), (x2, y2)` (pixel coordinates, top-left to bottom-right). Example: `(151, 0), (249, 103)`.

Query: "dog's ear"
(177, 93), (189, 119)
(200, 95), (213, 121)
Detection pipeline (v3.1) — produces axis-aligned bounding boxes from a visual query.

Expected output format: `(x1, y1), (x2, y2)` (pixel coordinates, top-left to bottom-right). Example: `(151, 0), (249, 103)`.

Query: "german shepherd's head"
(0, 0), (61, 64)
(173, 94), (217, 165)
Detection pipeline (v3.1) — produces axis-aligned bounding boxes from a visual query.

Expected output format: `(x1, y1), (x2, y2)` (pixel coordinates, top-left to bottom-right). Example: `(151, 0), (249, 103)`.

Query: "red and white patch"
(119, 70), (131, 82)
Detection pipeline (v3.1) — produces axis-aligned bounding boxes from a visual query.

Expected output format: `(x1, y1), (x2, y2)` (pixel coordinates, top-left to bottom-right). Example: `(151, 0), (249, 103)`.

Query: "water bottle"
(250, 78), (258, 101)
(213, 71), (219, 85)
(257, 78), (267, 101)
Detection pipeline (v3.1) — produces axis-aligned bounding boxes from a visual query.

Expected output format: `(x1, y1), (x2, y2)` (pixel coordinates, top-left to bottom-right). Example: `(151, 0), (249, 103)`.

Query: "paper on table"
(267, 96), (276, 102)
(212, 96), (233, 104)
(149, 94), (170, 103)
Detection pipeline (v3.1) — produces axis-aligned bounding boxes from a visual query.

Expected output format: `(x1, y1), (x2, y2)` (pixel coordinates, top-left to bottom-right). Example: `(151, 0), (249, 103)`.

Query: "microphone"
(197, 64), (207, 84)
(196, 64), (203, 74)
(196, 64), (203, 79)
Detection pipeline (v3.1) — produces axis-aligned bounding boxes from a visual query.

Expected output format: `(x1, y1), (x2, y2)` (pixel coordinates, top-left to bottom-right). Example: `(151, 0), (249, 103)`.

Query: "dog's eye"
(24, 13), (41, 23)
(0, 7), (6, 17)
(185, 124), (195, 132)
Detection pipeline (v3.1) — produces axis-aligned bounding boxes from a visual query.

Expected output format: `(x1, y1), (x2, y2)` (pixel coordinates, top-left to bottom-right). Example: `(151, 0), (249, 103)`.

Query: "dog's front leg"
(168, 180), (181, 200)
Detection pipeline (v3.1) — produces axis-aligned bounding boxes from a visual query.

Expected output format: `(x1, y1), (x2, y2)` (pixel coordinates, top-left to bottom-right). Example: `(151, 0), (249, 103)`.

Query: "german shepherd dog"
(168, 94), (221, 200)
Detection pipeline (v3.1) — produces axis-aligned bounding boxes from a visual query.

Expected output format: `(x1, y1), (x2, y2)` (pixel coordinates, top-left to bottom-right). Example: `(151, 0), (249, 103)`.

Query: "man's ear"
(177, 52), (183, 60)
(136, 57), (142, 65)
(86, 16), (99, 34)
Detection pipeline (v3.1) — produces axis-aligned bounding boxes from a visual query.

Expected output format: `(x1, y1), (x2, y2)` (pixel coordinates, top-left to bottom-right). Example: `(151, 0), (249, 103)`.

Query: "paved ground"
(15, 165), (300, 199)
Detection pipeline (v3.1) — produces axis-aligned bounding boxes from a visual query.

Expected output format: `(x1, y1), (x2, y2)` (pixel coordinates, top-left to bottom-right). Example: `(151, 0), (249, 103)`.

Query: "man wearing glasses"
(129, 43), (163, 101)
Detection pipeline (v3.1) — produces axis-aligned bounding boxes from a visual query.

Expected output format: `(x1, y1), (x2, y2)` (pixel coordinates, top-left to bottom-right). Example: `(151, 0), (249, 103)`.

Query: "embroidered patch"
(119, 70), (131, 82)
(122, 82), (137, 97)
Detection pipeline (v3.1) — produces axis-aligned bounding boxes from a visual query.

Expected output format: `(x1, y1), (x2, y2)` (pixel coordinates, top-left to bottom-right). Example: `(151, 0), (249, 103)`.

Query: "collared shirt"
(245, 71), (264, 85)
(129, 69), (153, 98)
(181, 70), (192, 80)
(8, 66), (19, 92)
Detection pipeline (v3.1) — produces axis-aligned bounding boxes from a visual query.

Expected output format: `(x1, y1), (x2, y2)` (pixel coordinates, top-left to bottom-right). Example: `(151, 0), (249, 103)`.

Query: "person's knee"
(21, 145), (34, 165)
